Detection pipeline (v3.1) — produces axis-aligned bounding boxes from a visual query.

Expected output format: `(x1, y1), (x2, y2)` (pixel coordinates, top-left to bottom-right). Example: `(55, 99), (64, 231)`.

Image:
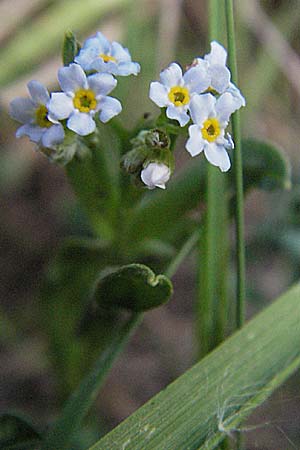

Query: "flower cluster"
(9, 32), (140, 164)
(149, 41), (245, 174)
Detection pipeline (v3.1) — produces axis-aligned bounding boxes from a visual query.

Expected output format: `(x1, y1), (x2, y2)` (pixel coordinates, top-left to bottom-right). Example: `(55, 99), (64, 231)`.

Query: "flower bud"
(141, 162), (171, 189)
(121, 128), (174, 189)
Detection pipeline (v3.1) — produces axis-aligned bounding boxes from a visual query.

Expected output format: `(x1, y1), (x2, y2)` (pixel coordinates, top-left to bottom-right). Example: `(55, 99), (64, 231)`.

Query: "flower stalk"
(225, 0), (246, 330)
(225, 1), (245, 448)
(197, 0), (230, 357)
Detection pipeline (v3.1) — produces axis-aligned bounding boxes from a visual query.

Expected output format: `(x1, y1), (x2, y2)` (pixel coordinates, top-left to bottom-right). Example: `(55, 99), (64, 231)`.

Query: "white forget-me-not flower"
(195, 41), (245, 109)
(141, 162), (171, 190)
(185, 93), (242, 172)
(9, 81), (64, 149)
(149, 62), (210, 127)
(48, 63), (122, 136)
(75, 31), (140, 76)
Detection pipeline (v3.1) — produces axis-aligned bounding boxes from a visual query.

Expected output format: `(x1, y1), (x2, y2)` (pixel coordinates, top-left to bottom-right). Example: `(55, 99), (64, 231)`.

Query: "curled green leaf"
(93, 263), (173, 311)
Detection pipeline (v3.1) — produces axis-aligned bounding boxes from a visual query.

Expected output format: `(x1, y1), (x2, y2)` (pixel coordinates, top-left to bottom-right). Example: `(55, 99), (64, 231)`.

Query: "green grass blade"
(89, 283), (300, 450)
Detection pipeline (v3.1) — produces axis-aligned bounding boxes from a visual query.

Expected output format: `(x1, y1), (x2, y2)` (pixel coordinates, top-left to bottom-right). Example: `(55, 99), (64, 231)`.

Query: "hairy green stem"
(225, 0), (246, 330)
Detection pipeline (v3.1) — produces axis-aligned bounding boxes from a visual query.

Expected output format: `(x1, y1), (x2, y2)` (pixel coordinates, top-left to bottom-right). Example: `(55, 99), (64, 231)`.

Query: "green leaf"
(89, 282), (300, 450)
(128, 159), (206, 243)
(128, 138), (290, 245)
(65, 126), (121, 240)
(40, 237), (111, 395)
(41, 313), (142, 450)
(0, 414), (41, 450)
(62, 30), (80, 66)
(240, 138), (291, 191)
(94, 263), (173, 311)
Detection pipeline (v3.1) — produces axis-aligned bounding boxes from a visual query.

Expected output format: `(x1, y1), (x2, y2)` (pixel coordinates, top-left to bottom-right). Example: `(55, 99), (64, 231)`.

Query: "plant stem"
(225, 0), (246, 330)
(165, 230), (199, 279)
(225, 1), (246, 448)
(198, 0), (229, 357)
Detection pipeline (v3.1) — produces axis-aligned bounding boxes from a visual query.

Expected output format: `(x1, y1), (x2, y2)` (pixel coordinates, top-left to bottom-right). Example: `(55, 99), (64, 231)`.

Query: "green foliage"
(0, 414), (41, 450)
(89, 283), (300, 450)
(66, 126), (121, 240)
(240, 138), (291, 191)
(128, 137), (291, 245)
(41, 313), (142, 450)
(40, 237), (112, 395)
(62, 30), (80, 66)
(94, 263), (173, 311)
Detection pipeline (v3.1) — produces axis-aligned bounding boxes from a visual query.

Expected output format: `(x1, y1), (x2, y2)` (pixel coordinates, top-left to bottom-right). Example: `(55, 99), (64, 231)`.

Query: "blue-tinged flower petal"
(80, 34), (108, 52)
(90, 59), (117, 73)
(116, 61), (140, 76)
(94, 32), (111, 52)
(166, 104), (190, 126)
(58, 63), (87, 93)
(149, 82), (168, 107)
(88, 73), (117, 96)
(111, 42), (131, 62)
(189, 94), (216, 125)
(227, 82), (246, 107)
(9, 98), (35, 123)
(183, 65), (210, 93)
(41, 124), (65, 148)
(160, 63), (183, 88)
(186, 124), (205, 156)
(209, 64), (230, 94)
(215, 92), (242, 123)
(204, 142), (231, 172)
(27, 80), (50, 105)
(205, 41), (227, 66)
(48, 93), (74, 120)
(67, 112), (96, 136)
(98, 96), (122, 123)
(16, 123), (44, 142)
(224, 133), (234, 150)
(75, 46), (99, 70)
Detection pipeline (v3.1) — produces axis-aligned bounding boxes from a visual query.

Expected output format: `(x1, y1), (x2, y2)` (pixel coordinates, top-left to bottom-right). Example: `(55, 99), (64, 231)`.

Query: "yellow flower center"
(168, 86), (190, 106)
(35, 104), (52, 128)
(201, 118), (221, 142)
(73, 89), (97, 113)
(100, 53), (117, 63)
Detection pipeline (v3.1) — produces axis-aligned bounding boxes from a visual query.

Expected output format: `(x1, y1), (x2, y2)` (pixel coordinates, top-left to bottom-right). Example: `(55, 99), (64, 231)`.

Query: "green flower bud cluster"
(121, 129), (175, 189)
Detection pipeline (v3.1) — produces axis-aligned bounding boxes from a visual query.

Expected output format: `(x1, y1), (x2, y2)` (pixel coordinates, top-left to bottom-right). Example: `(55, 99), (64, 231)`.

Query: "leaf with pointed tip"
(62, 30), (80, 66)
(93, 264), (173, 311)
(0, 414), (41, 450)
